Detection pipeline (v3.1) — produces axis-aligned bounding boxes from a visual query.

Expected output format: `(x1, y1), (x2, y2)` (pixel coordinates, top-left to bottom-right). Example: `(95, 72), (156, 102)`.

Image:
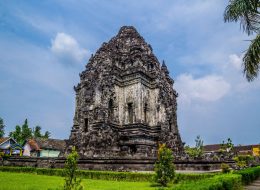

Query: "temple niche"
(67, 26), (184, 159)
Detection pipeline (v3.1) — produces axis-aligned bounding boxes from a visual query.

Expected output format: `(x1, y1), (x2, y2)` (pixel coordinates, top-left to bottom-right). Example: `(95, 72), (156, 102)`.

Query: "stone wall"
(1, 157), (234, 171)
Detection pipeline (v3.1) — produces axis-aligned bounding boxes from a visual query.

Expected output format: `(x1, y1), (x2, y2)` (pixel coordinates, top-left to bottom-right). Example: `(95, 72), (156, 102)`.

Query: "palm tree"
(224, 0), (260, 81)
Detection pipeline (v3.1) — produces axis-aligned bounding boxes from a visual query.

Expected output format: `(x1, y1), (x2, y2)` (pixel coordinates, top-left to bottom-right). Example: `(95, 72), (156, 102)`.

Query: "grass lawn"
(0, 172), (155, 190)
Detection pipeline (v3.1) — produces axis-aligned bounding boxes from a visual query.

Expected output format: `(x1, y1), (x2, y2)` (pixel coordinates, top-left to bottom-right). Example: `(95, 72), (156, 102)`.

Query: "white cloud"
(229, 54), (243, 70)
(51, 32), (88, 64)
(176, 74), (230, 104)
(221, 53), (260, 93)
(0, 36), (81, 97)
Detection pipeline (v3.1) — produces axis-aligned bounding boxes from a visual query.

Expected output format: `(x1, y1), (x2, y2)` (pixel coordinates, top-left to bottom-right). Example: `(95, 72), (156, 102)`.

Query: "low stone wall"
(1, 157), (235, 171)
(174, 160), (234, 171)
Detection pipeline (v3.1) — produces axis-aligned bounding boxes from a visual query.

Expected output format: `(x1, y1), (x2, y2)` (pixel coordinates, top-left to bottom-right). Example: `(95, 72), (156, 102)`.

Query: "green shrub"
(0, 166), (36, 173)
(0, 166), (154, 182)
(184, 136), (204, 159)
(1, 165), (260, 189)
(37, 168), (64, 176)
(0, 152), (4, 158)
(221, 163), (230, 173)
(173, 173), (215, 183)
(1, 154), (11, 160)
(234, 166), (260, 185)
(173, 174), (242, 190)
(234, 155), (254, 168)
(154, 144), (175, 187)
(63, 147), (83, 190)
(0, 165), (218, 183)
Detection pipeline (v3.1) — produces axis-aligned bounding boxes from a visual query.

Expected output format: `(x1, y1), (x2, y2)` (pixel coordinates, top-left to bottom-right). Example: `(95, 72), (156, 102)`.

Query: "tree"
(195, 135), (204, 156)
(33, 126), (42, 138)
(10, 119), (32, 145)
(224, 0), (260, 81)
(9, 119), (51, 144)
(154, 144), (175, 187)
(220, 138), (235, 159)
(0, 117), (5, 138)
(185, 135), (204, 159)
(33, 125), (51, 139)
(64, 146), (83, 190)
(43, 131), (51, 139)
(221, 138), (234, 153)
(9, 125), (23, 144)
(21, 119), (32, 144)
(32, 126), (50, 139)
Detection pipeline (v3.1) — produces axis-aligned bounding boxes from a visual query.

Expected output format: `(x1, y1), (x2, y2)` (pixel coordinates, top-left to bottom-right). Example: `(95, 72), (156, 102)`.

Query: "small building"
(234, 145), (260, 156)
(252, 146), (260, 156)
(23, 138), (66, 158)
(203, 144), (222, 154)
(203, 144), (260, 156)
(0, 137), (23, 156)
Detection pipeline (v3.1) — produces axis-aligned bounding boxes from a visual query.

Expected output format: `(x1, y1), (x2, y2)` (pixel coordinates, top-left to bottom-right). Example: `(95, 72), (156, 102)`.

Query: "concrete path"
(244, 178), (260, 190)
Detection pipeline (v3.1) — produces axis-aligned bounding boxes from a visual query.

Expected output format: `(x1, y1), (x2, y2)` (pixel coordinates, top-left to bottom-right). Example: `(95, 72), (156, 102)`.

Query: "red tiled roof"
(203, 144), (222, 152)
(26, 138), (66, 151)
(27, 139), (40, 151)
(0, 137), (10, 145)
(35, 138), (66, 151)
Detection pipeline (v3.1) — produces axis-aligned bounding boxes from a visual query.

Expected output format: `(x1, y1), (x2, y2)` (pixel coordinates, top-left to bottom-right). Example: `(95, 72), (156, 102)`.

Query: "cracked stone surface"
(66, 26), (184, 159)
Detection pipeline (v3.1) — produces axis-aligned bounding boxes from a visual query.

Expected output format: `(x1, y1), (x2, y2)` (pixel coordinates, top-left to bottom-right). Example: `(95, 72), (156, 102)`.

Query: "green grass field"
(0, 172), (155, 190)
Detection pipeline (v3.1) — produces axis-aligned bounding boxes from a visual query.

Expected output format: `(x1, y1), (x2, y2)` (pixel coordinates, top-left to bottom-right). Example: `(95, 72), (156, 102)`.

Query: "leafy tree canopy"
(221, 138), (234, 152)
(154, 144), (175, 187)
(64, 146), (83, 190)
(9, 119), (51, 145)
(0, 117), (5, 138)
(224, 0), (260, 81)
(185, 135), (204, 159)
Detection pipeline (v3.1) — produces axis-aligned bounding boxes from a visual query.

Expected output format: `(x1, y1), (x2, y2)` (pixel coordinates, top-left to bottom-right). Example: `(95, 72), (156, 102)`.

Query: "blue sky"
(0, 0), (259, 146)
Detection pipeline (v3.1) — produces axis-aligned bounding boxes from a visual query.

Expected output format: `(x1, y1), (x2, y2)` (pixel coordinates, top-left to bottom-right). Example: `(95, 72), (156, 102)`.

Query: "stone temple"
(67, 26), (184, 159)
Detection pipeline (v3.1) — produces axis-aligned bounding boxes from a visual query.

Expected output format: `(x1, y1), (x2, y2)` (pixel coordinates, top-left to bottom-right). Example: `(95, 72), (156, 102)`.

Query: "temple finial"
(161, 60), (169, 75)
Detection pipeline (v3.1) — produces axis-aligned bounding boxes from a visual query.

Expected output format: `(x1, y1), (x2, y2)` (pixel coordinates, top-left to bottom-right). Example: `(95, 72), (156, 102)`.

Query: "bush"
(0, 166), (154, 182)
(63, 147), (83, 190)
(221, 163), (230, 173)
(173, 173), (216, 183)
(234, 155), (254, 168)
(1, 154), (10, 160)
(173, 174), (242, 190)
(154, 144), (175, 186)
(234, 166), (260, 185)
(184, 136), (204, 159)
(0, 166), (222, 184)
(0, 152), (4, 158)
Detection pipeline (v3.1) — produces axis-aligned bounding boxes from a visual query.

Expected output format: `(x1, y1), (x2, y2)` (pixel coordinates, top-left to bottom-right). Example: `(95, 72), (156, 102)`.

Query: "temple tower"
(67, 26), (183, 158)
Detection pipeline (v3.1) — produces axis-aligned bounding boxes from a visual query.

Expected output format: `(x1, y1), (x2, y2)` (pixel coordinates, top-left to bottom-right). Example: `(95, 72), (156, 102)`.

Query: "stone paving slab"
(244, 178), (260, 190)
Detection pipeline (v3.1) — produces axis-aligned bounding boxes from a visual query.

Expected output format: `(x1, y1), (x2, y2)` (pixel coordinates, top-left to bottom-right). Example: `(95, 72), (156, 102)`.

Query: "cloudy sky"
(0, 0), (259, 146)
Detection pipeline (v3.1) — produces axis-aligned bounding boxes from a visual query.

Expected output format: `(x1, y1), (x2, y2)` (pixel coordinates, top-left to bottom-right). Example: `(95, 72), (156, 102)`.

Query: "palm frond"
(224, 0), (260, 35)
(243, 34), (260, 81)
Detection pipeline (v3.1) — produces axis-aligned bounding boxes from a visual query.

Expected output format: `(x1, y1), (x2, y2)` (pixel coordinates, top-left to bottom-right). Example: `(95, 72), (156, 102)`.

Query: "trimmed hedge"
(234, 166), (260, 185)
(0, 165), (259, 189)
(174, 173), (216, 183)
(0, 166), (153, 182)
(173, 174), (242, 190)
(0, 166), (217, 183)
(173, 166), (260, 189)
